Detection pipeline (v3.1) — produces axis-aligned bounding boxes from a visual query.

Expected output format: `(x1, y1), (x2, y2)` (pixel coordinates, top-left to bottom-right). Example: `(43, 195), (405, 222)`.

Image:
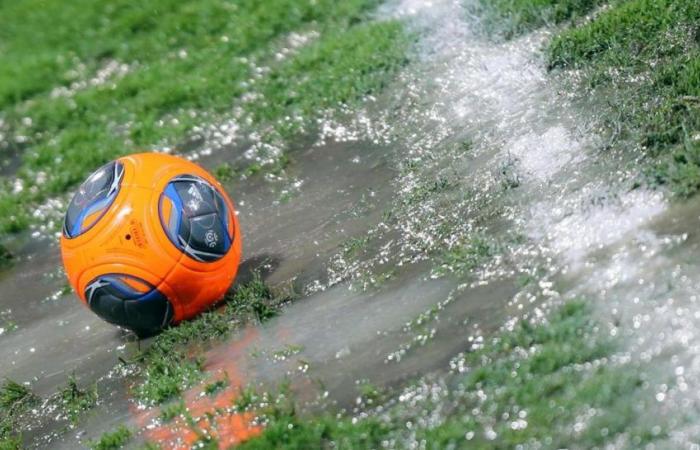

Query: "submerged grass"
(0, 376), (101, 446)
(237, 301), (659, 448)
(89, 425), (131, 450)
(0, 0), (409, 236)
(0, 379), (31, 409)
(435, 234), (498, 276)
(133, 274), (288, 405)
(417, 301), (652, 448)
(0, 379), (36, 449)
(0, 245), (11, 270)
(58, 375), (98, 425)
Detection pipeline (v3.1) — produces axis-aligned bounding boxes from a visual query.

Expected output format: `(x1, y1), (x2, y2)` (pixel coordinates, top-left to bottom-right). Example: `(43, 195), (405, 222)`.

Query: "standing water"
(1, 0), (699, 447)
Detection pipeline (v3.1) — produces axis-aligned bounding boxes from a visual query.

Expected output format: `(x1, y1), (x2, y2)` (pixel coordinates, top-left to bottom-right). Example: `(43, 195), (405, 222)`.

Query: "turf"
(435, 234), (498, 275)
(58, 375), (98, 425)
(0, 379), (36, 449)
(548, 0), (700, 196)
(132, 274), (288, 405)
(414, 302), (652, 448)
(235, 301), (660, 449)
(473, 0), (605, 38)
(89, 425), (131, 450)
(481, 0), (700, 196)
(0, 0), (409, 236)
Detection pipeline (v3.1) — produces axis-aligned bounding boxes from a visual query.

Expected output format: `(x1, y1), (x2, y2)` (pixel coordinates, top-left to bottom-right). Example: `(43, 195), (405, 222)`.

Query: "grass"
(415, 301), (652, 448)
(89, 425), (132, 450)
(0, 245), (11, 270)
(0, 380), (36, 449)
(58, 375), (98, 425)
(342, 236), (371, 257)
(0, 380), (31, 409)
(203, 378), (228, 396)
(473, 0), (605, 38)
(482, 0), (700, 196)
(132, 274), (288, 405)
(0, 375), (101, 446)
(159, 400), (186, 422)
(236, 301), (660, 449)
(435, 234), (498, 276)
(0, 0), (409, 237)
(547, 0), (700, 196)
(238, 413), (389, 450)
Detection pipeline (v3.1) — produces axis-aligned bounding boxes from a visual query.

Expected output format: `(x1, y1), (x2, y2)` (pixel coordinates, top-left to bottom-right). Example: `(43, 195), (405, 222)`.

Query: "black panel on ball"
(84, 274), (173, 337)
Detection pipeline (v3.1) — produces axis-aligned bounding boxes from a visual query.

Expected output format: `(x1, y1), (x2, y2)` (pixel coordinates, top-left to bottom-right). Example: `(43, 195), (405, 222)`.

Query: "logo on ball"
(158, 174), (233, 262)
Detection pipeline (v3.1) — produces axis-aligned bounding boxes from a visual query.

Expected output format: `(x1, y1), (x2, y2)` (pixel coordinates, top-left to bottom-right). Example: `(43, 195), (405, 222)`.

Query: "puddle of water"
(5, 0), (700, 447)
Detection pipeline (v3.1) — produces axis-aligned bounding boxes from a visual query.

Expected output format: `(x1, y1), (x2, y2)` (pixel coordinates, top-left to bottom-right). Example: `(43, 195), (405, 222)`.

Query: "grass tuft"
(0, 245), (12, 270)
(89, 425), (132, 450)
(203, 378), (228, 396)
(0, 380), (31, 409)
(58, 374), (98, 424)
(237, 301), (661, 448)
(0, 379), (36, 449)
(159, 400), (186, 422)
(435, 234), (498, 275)
(134, 274), (288, 404)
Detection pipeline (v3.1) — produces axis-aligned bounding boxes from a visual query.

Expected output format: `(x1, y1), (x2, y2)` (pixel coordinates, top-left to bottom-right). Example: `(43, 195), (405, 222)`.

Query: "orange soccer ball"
(60, 152), (242, 336)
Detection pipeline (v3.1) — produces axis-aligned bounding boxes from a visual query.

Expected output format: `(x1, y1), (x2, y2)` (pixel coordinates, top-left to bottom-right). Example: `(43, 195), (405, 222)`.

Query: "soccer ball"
(60, 152), (242, 336)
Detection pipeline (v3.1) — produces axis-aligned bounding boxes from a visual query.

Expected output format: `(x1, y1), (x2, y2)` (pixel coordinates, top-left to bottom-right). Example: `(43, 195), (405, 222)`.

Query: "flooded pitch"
(2, 0), (700, 448)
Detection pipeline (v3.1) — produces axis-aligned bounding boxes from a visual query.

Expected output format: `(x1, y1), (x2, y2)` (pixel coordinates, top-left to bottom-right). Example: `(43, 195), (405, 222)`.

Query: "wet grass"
(58, 375), (98, 425)
(547, 0), (700, 197)
(482, 0), (700, 196)
(0, 0), (409, 236)
(1, 376), (101, 446)
(0, 245), (11, 270)
(131, 274), (289, 405)
(237, 301), (659, 448)
(435, 234), (498, 276)
(159, 400), (186, 422)
(203, 378), (228, 396)
(0, 379), (32, 409)
(89, 425), (131, 450)
(0, 380), (36, 449)
(417, 301), (654, 448)
(473, 0), (605, 38)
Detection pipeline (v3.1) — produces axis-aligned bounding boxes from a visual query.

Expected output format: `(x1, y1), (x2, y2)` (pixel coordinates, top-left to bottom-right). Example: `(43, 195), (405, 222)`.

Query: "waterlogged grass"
(0, 380), (31, 409)
(474, 0), (604, 38)
(133, 274), (288, 405)
(0, 0), (409, 236)
(239, 301), (659, 448)
(483, 0), (700, 196)
(435, 234), (498, 276)
(89, 425), (132, 450)
(547, 0), (700, 196)
(0, 376), (101, 446)
(417, 301), (653, 448)
(58, 375), (98, 425)
(203, 378), (228, 396)
(0, 380), (35, 449)
(0, 245), (11, 270)
(239, 413), (389, 450)
(159, 400), (186, 422)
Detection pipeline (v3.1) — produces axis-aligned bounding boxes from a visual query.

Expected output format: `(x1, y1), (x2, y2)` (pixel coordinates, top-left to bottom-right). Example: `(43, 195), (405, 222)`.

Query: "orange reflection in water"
(131, 327), (263, 449)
